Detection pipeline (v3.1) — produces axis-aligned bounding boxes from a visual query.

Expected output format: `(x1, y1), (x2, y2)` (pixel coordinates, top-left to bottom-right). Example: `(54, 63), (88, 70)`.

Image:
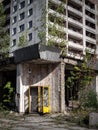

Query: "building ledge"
(14, 44), (61, 63)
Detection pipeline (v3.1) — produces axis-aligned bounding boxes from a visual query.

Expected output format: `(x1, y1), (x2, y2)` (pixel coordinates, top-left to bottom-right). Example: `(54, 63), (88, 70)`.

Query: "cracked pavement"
(0, 113), (97, 130)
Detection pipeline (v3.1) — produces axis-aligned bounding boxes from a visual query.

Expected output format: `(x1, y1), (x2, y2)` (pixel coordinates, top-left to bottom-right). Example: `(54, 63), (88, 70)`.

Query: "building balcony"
(68, 6), (82, 17)
(85, 5), (95, 14)
(86, 26), (96, 34)
(86, 36), (96, 44)
(68, 17), (83, 28)
(48, 21), (66, 33)
(50, 0), (67, 6)
(67, 52), (83, 60)
(48, 34), (66, 45)
(69, 0), (83, 6)
(85, 15), (95, 24)
(68, 41), (83, 50)
(86, 47), (95, 54)
(48, 9), (66, 21)
(47, 34), (67, 47)
(68, 29), (83, 39)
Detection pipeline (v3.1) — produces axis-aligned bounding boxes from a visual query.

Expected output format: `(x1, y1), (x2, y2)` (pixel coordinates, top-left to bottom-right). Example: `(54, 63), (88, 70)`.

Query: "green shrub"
(79, 89), (98, 110)
(3, 82), (14, 109)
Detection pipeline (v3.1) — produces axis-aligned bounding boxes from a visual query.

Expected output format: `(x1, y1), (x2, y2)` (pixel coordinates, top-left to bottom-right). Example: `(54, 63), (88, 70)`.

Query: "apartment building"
(0, 0), (98, 113)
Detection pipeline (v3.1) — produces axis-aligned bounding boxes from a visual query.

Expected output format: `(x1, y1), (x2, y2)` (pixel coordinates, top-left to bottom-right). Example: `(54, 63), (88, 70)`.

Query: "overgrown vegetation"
(18, 33), (27, 47)
(0, 3), (10, 58)
(38, 1), (67, 56)
(65, 52), (98, 127)
(79, 89), (98, 110)
(48, 1), (67, 52)
(0, 82), (15, 110)
(38, 0), (98, 114)
(65, 52), (97, 109)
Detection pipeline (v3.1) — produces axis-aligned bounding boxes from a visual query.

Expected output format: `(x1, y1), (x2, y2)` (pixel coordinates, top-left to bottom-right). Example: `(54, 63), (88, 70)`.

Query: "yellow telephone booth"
(38, 86), (50, 114)
(29, 86), (50, 114)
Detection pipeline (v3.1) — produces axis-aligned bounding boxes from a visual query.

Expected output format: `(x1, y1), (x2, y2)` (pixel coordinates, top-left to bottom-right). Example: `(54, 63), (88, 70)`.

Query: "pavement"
(0, 113), (97, 130)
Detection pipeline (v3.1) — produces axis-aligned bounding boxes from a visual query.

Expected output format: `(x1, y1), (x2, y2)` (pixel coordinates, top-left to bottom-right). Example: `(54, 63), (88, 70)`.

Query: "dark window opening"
(86, 31), (96, 39)
(86, 20), (95, 29)
(19, 12), (25, 20)
(65, 67), (79, 108)
(19, 24), (25, 32)
(86, 42), (96, 49)
(20, 1), (25, 9)
(68, 0), (82, 12)
(28, 8), (33, 16)
(85, 10), (95, 19)
(68, 24), (83, 34)
(28, 33), (32, 41)
(85, 0), (95, 9)
(68, 11), (82, 23)
(13, 5), (17, 13)
(28, 0), (33, 4)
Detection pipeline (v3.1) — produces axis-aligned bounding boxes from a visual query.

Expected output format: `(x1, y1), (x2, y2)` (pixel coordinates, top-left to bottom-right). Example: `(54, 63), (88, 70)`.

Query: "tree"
(65, 52), (96, 109)
(0, 3), (10, 58)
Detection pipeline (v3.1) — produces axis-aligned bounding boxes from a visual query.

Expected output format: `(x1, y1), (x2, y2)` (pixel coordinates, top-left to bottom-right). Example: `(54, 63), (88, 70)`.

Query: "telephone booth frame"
(28, 86), (50, 114)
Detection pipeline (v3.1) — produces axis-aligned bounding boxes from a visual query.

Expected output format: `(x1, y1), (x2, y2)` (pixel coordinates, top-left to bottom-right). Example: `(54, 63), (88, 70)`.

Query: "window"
(19, 12), (25, 20)
(19, 24), (25, 32)
(12, 16), (17, 23)
(28, 33), (32, 41)
(13, 5), (17, 12)
(28, 0), (33, 4)
(28, 8), (33, 16)
(28, 20), (32, 28)
(12, 28), (16, 35)
(12, 39), (16, 46)
(19, 1), (25, 9)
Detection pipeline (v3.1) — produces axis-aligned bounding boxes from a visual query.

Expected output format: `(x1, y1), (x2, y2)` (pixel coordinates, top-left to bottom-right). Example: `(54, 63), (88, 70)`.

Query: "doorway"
(30, 87), (38, 113)
(29, 86), (50, 114)
(65, 65), (79, 108)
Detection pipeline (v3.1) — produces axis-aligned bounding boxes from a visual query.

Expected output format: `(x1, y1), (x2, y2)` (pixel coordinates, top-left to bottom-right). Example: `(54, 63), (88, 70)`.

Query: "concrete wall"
(16, 62), (63, 113)
(10, 0), (46, 52)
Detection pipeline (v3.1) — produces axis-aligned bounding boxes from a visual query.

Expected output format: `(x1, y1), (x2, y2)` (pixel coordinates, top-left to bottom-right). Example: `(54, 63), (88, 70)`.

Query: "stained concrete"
(89, 112), (98, 126)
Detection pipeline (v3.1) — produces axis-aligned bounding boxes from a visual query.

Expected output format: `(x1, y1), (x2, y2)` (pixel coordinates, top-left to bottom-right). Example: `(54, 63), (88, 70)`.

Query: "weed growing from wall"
(18, 32), (27, 47)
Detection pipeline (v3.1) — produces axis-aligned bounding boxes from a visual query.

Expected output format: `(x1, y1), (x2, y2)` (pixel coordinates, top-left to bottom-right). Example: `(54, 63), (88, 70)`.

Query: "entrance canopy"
(14, 44), (61, 64)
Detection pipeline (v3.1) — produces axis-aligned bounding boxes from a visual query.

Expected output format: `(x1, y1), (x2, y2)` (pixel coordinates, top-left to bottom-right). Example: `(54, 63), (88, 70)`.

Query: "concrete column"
(95, 5), (98, 58)
(60, 60), (65, 112)
(83, 0), (86, 55)
(16, 64), (24, 113)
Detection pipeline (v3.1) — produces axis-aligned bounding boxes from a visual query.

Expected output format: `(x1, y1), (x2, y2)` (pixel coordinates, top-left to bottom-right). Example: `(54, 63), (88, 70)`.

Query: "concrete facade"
(0, 0), (98, 113)
(16, 62), (64, 113)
